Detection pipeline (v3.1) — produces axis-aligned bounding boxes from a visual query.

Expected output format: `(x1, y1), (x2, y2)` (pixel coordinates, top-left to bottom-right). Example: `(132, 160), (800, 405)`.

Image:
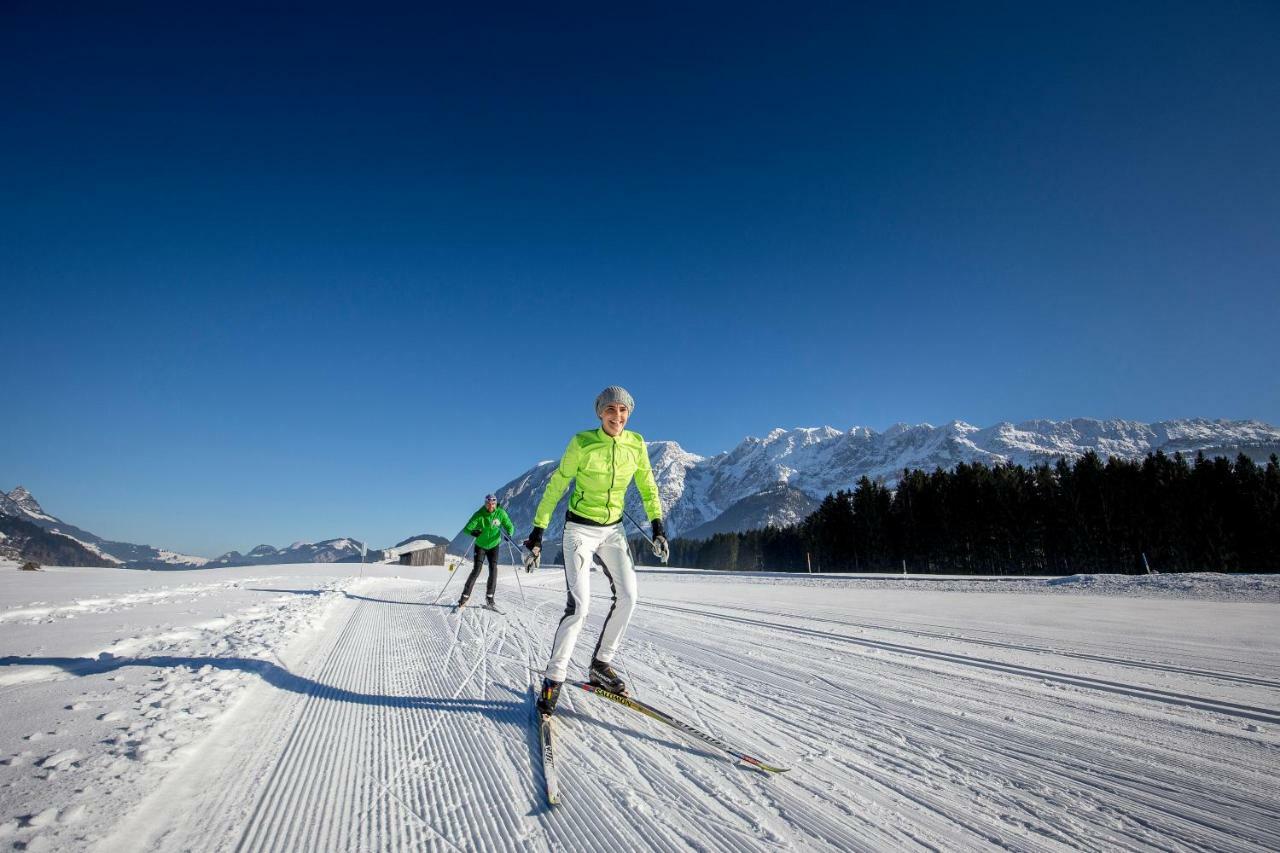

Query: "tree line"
(0, 514), (108, 567)
(634, 451), (1280, 575)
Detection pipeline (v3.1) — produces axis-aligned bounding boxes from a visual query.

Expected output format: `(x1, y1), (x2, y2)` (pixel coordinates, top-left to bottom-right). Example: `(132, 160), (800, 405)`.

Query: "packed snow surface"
(1, 561), (1277, 851)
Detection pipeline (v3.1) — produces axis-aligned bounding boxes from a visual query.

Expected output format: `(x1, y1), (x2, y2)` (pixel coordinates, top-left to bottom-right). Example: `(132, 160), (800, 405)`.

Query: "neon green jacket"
(464, 505), (514, 549)
(533, 428), (663, 529)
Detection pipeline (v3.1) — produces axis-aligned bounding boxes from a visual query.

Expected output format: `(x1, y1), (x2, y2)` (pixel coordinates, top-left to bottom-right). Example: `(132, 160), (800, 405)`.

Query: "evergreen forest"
(636, 452), (1280, 575)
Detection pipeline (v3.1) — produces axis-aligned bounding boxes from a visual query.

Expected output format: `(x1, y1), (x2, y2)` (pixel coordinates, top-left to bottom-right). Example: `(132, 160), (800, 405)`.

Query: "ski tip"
(742, 757), (790, 774)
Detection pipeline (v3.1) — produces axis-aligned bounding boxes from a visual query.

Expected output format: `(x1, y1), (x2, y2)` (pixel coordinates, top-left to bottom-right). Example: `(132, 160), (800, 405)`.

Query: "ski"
(572, 682), (789, 775)
(452, 602), (504, 615)
(534, 696), (560, 806)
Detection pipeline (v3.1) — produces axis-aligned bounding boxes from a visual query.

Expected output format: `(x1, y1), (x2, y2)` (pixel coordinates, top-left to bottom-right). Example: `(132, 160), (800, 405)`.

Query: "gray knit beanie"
(594, 385), (635, 417)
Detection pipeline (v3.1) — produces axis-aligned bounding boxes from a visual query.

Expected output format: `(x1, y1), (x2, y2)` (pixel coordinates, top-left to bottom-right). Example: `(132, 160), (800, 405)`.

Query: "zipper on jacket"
(606, 435), (617, 523)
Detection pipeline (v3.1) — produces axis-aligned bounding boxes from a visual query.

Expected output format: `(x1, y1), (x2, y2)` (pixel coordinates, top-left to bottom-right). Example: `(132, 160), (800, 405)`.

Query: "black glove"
(469, 529), (479, 537)
(651, 519), (666, 540)
(523, 527), (544, 551)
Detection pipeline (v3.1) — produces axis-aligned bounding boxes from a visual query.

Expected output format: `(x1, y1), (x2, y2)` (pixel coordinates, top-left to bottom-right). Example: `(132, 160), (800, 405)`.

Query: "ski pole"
(506, 530), (542, 555)
(622, 506), (667, 565)
(621, 507), (655, 546)
(505, 530), (542, 571)
(503, 531), (532, 576)
(432, 537), (475, 604)
(503, 535), (527, 605)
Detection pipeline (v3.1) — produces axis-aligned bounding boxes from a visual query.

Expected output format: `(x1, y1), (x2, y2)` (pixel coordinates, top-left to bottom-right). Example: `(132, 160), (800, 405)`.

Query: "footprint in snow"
(39, 749), (83, 770)
(26, 807), (60, 828)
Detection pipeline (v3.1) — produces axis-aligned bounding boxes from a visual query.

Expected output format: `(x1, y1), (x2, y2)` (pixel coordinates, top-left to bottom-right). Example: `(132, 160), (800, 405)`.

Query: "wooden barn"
(396, 540), (447, 567)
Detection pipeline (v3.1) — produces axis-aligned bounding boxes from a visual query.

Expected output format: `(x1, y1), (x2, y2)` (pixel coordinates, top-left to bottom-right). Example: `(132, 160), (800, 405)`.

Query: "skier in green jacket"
(523, 386), (668, 714)
(458, 494), (514, 609)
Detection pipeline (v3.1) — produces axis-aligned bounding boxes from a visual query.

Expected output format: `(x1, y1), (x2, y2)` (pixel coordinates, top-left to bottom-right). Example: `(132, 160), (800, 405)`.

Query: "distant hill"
(0, 486), (199, 568)
(0, 486), (450, 570)
(0, 513), (111, 567)
(205, 538), (370, 568)
(392, 533), (451, 549)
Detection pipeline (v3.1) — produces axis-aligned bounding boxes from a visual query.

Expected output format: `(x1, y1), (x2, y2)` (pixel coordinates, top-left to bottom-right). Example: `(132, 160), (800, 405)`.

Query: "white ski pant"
(544, 521), (637, 682)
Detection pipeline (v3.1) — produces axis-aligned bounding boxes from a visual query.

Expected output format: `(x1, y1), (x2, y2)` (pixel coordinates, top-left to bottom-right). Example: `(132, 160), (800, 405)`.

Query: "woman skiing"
(523, 386), (667, 715)
(458, 494), (514, 609)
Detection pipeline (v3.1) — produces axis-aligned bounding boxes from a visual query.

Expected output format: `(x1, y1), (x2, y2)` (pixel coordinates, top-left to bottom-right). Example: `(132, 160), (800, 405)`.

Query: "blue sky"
(3, 2), (1278, 556)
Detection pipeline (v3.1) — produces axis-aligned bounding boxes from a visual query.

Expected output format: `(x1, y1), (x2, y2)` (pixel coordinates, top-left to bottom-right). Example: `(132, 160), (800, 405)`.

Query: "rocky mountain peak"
(3, 486), (49, 518)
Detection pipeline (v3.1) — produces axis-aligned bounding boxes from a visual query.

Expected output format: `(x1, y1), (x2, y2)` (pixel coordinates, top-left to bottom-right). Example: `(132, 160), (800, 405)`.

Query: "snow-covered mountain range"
(488, 418), (1280, 544)
(205, 539), (367, 568)
(8, 418), (1277, 565)
(0, 486), (454, 570)
(202, 533), (453, 567)
(0, 486), (208, 568)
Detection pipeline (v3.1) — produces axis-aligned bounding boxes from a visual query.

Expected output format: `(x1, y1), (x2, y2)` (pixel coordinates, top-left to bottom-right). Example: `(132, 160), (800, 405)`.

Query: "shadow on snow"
(0, 654), (523, 720)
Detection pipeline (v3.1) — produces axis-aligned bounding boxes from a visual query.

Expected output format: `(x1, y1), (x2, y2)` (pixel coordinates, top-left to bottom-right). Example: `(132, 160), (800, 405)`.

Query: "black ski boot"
(485, 596), (496, 608)
(456, 596), (469, 609)
(589, 659), (627, 695)
(537, 678), (562, 716)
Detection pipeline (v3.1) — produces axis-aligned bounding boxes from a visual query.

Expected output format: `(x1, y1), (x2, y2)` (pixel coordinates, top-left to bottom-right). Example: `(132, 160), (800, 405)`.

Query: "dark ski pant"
(462, 545), (499, 600)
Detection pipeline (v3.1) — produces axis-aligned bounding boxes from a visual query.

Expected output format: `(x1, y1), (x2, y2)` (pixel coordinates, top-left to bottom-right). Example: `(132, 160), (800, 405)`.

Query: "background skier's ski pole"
(502, 534), (527, 605)
(432, 538), (475, 604)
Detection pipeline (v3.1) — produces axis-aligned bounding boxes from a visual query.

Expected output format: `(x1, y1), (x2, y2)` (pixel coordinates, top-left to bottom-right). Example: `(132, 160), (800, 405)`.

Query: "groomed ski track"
(92, 568), (1279, 851)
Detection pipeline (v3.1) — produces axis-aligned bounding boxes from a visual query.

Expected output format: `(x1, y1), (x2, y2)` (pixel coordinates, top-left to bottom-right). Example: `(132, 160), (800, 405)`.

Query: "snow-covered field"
(1, 561), (1277, 851)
